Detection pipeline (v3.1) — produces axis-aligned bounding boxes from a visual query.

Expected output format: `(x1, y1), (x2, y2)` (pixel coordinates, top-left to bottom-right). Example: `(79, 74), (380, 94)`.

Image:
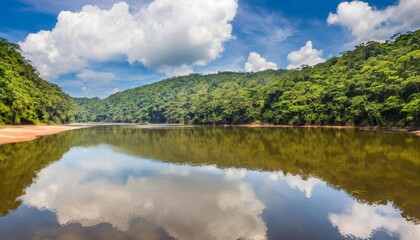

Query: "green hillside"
(76, 30), (420, 127)
(2, 30), (419, 127)
(0, 38), (76, 124)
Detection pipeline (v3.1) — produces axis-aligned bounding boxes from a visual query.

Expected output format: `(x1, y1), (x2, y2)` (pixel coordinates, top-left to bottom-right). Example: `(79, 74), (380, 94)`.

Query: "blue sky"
(1, 0), (419, 97)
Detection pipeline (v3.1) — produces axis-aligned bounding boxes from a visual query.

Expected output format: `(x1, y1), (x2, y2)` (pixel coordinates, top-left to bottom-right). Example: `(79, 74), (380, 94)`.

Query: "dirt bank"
(0, 125), (85, 145)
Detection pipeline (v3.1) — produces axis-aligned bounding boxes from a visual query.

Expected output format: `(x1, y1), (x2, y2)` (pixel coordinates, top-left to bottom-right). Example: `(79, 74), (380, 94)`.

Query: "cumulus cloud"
(244, 52), (277, 72)
(19, 0), (238, 79)
(329, 202), (420, 240)
(21, 146), (267, 240)
(327, 0), (420, 43)
(286, 41), (325, 69)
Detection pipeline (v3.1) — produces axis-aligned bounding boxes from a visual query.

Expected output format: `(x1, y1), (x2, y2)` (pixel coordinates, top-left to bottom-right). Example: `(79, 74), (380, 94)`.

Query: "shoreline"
(232, 124), (420, 136)
(0, 123), (418, 145)
(0, 125), (86, 145)
(71, 123), (420, 137)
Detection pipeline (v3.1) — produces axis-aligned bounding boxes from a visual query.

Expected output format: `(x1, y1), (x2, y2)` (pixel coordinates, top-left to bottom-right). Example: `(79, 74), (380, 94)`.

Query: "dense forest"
(0, 38), (76, 124)
(76, 30), (420, 127)
(0, 30), (419, 126)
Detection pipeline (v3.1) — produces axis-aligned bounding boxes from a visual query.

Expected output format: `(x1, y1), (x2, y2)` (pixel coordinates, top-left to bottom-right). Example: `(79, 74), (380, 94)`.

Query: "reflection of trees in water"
(1, 126), (419, 221)
(0, 128), (100, 215)
(21, 150), (267, 240)
(0, 132), (76, 215)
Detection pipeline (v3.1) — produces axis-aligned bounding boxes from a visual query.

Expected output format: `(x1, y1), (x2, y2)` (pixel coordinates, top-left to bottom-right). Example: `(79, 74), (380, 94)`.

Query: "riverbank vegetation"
(76, 30), (420, 127)
(0, 38), (76, 124)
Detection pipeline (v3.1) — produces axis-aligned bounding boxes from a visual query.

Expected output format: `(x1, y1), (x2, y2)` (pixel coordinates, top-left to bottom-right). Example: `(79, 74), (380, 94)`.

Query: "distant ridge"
(76, 30), (420, 127)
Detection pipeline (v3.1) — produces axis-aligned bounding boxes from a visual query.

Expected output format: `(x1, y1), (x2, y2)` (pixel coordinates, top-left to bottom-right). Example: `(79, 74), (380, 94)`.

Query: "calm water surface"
(0, 126), (419, 240)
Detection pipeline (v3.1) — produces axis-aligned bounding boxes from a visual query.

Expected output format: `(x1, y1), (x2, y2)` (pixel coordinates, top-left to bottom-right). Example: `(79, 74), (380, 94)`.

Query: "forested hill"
(1, 31), (417, 127)
(0, 38), (76, 124)
(76, 30), (420, 127)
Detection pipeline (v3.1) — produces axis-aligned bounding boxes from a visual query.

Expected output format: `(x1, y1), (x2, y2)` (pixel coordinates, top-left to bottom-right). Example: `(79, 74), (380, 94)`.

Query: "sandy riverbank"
(0, 125), (85, 145)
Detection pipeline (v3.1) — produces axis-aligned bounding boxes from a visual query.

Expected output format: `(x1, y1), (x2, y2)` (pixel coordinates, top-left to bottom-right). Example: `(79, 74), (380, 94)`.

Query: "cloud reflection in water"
(268, 172), (323, 198)
(329, 202), (420, 240)
(20, 145), (267, 240)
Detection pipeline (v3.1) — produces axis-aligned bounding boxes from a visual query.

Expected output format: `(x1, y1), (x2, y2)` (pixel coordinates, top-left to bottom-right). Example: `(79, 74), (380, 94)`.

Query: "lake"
(0, 126), (419, 240)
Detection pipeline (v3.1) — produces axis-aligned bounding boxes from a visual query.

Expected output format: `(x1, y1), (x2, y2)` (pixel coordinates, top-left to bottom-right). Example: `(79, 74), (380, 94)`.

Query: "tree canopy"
(0, 38), (77, 124)
(1, 30), (419, 126)
(76, 30), (420, 127)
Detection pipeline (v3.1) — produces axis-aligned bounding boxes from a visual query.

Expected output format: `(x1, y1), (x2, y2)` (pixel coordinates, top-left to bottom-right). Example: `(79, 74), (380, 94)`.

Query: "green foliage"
(0, 133), (75, 215)
(0, 38), (76, 124)
(74, 97), (108, 122)
(75, 30), (420, 127)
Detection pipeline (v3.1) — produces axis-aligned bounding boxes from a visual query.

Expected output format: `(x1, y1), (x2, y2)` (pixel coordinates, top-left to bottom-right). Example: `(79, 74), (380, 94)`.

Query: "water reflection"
(21, 145), (267, 240)
(268, 172), (323, 198)
(329, 202), (420, 240)
(0, 126), (419, 239)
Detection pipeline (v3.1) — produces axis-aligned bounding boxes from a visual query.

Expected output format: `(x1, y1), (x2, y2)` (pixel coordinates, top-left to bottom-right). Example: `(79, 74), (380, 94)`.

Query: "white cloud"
(327, 0), (420, 43)
(329, 202), (420, 240)
(76, 70), (115, 82)
(21, 146), (267, 240)
(244, 52), (277, 72)
(286, 41), (325, 69)
(19, 0), (238, 79)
